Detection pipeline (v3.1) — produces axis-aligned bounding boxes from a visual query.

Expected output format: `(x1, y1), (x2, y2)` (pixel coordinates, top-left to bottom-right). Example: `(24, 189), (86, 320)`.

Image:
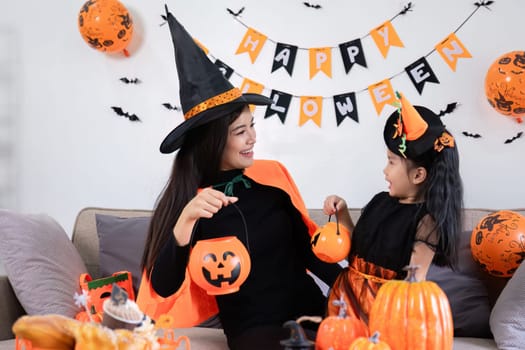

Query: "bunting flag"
(214, 59), (234, 79)
(405, 57), (440, 94)
(309, 47), (332, 79)
(368, 79), (396, 115)
(299, 96), (323, 127)
(272, 43), (298, 76)
(333, 92), (359, 125)
(339, 39), (367, 74)
(240, 78), (265, 112)
(370, 20), (404, 58)
(235, 27), (267, 63)
(193, 38), (209, 55)
(265, 90), (292, 124)
(435, 32), (472, 71)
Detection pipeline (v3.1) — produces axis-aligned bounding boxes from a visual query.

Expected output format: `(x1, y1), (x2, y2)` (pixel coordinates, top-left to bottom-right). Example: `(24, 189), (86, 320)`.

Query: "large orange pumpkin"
(368, 266), (453, 350)
(349, 331), (391, 350)
(311, 216), (351, 263)
(78, 0), (134, 55)
(315, 296), (368, 350)
(188, 236), (251, 295)
(470, 210), (525, 277)
(485, 51), (525, 122)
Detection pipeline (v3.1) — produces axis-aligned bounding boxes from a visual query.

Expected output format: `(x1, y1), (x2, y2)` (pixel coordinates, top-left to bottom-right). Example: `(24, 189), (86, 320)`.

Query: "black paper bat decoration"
(399, 2), (413, 15)
(462, 131), (482, 138)
(162, 103), (180, 111)
(504, 131), (523, 144)
(227, 7), (245, 16)
(437, 102), (458, 117)
(475, 1), (494, 9)
(120, 77), (141, 84)
(303, 2), (322, 9)
(111, 106), (141, 122)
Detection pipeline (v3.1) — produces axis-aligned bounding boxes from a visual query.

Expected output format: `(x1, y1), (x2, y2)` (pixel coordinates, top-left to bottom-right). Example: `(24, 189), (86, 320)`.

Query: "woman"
(137, 8), (341, 349)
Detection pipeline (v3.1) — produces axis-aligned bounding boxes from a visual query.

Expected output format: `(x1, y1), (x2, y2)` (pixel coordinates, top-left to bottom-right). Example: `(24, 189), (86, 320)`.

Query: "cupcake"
(101, 284), (143, 330)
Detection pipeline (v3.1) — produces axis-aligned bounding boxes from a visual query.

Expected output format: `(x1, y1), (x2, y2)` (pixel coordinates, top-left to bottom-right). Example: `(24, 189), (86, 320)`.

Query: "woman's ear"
(411, 166), (427, 185)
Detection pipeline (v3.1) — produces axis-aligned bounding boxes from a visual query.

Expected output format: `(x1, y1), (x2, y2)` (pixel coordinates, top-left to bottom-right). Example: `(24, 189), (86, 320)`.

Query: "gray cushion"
(0, 210), (87, 317)
(490, 262), (525, 349)
(96, 214), (149, 294)
(427, 230), (492, 338)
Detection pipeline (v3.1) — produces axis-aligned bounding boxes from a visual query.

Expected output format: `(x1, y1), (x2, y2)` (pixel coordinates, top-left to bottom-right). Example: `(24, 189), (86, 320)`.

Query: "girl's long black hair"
(141, 107), (243, 274)
(411, 132), (463, 268)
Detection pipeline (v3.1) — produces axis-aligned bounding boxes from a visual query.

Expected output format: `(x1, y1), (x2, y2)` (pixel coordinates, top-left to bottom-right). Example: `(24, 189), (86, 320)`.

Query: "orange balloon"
(78, 0), (134, 54)
(188, 236), (251, 295)
(485, 51), (525, 123)
(471, 210), (525, 277)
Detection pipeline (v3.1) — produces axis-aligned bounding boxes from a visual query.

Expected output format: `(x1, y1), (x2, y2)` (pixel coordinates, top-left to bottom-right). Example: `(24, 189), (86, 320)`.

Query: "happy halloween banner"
(191, 2), (490, 127)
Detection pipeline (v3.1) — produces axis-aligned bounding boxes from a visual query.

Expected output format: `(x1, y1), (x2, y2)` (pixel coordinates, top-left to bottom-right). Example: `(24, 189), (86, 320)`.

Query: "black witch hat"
(160, 6), (271, 154)
(383, 92), (455, 159)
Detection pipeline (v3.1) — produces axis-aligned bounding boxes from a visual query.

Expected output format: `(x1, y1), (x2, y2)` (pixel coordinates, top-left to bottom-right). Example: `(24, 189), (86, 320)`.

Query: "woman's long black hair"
(141, 107), (244, 274)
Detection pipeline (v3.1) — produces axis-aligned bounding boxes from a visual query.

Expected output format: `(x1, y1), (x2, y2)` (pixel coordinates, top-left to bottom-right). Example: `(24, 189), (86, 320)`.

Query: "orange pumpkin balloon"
(369, 266), (453, 350)
(188, 236), (251, 295)
(316, 297), (368, 350)
(78, 0), (134, 55)
(485, 51), (525, 122)
(311, 216), (351, 263)
(470, 210), (525, 277)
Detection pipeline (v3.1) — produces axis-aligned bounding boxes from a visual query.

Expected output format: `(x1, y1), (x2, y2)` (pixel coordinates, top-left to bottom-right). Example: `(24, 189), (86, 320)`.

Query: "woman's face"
(220, 106), (256, 170)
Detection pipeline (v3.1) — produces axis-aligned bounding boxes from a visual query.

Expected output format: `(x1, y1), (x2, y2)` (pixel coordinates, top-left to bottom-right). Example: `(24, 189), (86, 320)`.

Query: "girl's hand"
(323, 195), (348, 216)
(174, 188), (238, 246)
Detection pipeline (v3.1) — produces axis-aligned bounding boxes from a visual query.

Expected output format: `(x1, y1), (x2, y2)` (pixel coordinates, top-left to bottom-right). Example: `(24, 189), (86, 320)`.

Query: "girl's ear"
(412, 166), (427, 185)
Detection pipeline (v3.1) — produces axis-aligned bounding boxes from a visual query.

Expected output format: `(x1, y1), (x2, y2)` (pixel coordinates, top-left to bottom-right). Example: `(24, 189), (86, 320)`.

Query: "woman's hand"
(174, 188), (238, 246)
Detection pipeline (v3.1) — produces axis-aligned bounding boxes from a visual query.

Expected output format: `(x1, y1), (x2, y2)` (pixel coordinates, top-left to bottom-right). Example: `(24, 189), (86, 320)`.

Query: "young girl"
(137, 9), (341, 350)
(323, 92), (463, 324)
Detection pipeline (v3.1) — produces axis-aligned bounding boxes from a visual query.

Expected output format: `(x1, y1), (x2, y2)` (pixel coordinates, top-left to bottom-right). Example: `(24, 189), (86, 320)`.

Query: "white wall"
(0, 0), (524, 234)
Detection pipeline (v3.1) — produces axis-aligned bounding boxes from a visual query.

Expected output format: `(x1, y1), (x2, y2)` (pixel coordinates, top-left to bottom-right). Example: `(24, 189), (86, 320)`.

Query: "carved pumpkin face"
(311, 221), (351, 263)
(189, 236), (251, 295)
(78, 0), (134, 53)
(470, 210), (525, 277)
(485, 51), (525, 122)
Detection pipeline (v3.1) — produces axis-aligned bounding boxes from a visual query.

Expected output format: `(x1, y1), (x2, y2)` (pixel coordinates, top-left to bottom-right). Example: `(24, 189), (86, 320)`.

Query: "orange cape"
(136, 159), (317, 326)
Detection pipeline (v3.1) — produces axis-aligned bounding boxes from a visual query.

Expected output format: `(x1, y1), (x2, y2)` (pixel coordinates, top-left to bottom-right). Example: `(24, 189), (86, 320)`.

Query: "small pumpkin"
(368, 266), (453, 350)
(188, 236), (251, 295)
(311, 214), (351, 263)
(315, 296), (368, 350)
(349, 331), (391, 350)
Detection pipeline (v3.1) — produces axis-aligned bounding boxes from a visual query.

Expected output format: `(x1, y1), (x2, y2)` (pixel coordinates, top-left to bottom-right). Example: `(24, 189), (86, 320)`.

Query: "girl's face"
(383, 149), (422, 203)
(220, 106), (256, 170)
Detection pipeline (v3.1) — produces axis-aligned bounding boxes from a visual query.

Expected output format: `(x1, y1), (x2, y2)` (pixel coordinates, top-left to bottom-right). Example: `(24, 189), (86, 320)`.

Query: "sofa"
(0, 206), (524, 350)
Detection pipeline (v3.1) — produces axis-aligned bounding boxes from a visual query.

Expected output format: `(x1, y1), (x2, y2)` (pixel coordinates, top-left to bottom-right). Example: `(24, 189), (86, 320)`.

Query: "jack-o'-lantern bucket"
(188, 203), (251, 295)
(311, 212), (351, 263)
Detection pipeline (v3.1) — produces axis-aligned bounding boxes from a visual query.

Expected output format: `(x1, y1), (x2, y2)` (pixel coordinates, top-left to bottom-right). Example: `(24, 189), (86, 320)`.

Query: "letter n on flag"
(435, 33), (472, 72)
(299, 96), (323, 127)
(235, 27), (267, 63)
(368, 79), (395, 115)
(370, 21), (404, 58)
(309, 48), (332, 79)
(240, 78), (265, 112)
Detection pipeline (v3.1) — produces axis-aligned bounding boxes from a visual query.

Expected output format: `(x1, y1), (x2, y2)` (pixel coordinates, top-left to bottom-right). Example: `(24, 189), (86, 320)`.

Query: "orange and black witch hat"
(383, 92), (455, 158)
(159, 6), (271, 154)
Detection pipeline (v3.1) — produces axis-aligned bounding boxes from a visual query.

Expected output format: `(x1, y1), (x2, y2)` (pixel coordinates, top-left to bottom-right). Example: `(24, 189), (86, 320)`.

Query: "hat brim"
(160, 93), (272, 154)
(383, 106), (445, 158)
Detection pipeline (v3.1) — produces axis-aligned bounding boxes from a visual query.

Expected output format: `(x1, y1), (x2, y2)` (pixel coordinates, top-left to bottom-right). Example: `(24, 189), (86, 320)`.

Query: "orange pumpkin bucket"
(188, 203), (251, 295)
(311, 212), (351, 263)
